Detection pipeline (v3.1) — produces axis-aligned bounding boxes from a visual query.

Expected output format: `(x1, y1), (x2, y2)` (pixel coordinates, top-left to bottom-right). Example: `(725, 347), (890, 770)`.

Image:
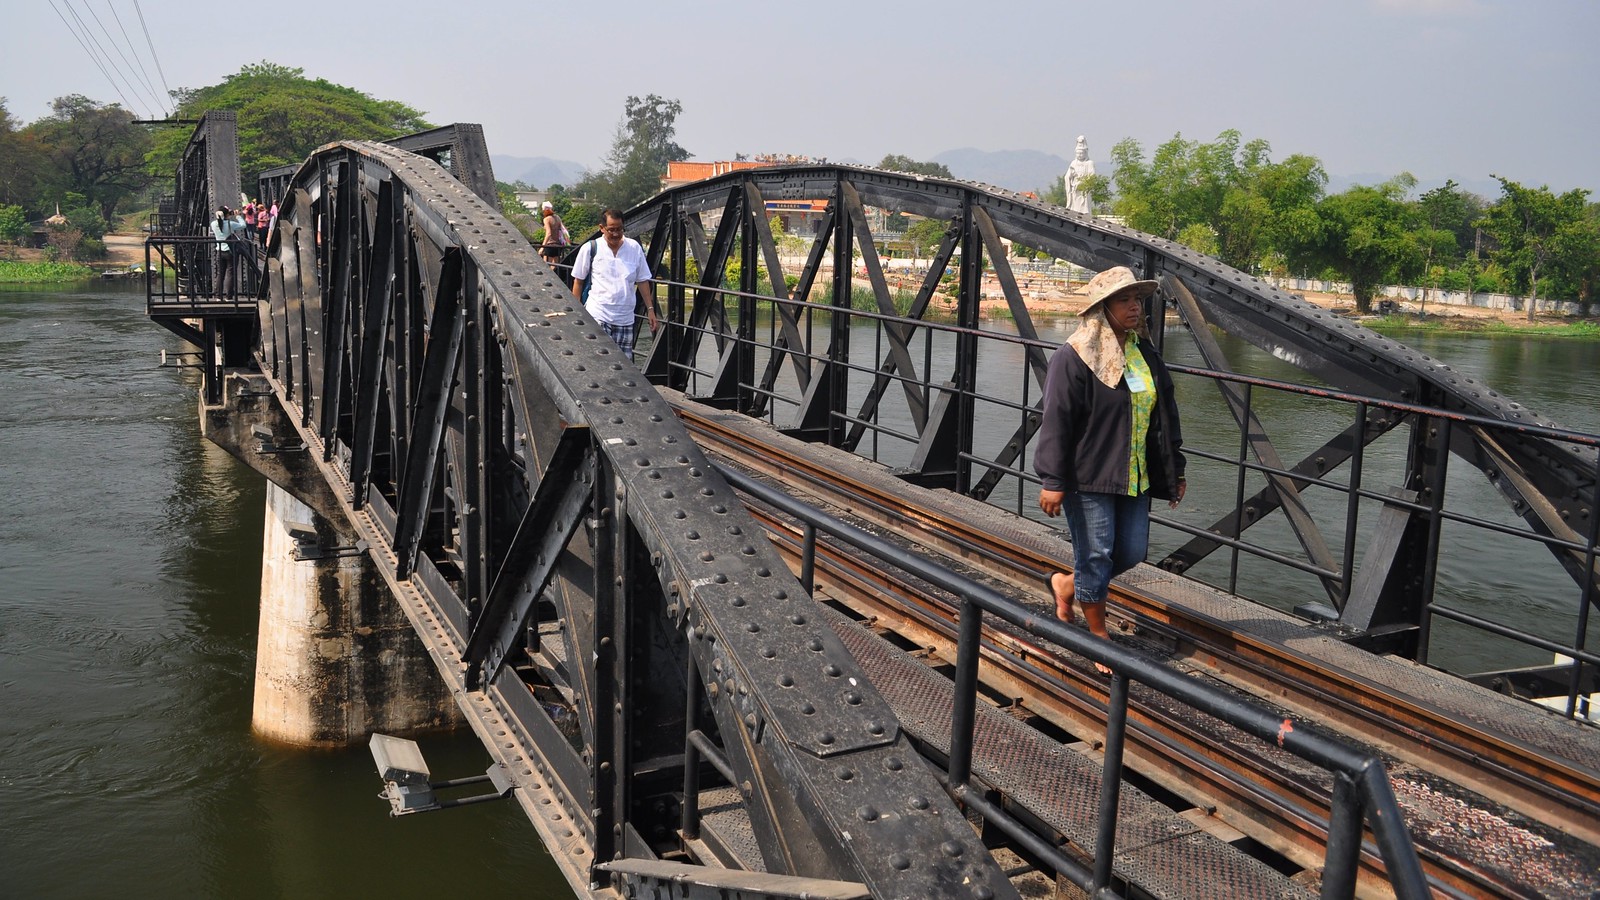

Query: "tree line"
(0, 94), (152, 259)
(0, 63), (430, 261)
(1039, 130), (1598, 317)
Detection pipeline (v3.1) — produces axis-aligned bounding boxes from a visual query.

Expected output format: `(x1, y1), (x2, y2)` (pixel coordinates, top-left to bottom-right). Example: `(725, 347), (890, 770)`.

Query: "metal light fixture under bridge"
(367, 733), (513, 817)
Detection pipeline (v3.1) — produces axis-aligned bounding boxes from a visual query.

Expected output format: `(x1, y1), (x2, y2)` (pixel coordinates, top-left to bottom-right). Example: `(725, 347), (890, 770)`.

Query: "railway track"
(671, 398), (1600, 899)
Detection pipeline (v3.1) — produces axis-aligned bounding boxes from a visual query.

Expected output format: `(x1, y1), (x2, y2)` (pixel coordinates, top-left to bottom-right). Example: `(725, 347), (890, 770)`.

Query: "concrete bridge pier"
(201, 372), (459, 748)
(252, 482), (461, 747)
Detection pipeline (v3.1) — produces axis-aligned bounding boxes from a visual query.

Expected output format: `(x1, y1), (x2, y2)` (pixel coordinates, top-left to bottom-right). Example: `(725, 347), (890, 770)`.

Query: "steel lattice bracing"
(618, 164), (1599, 644)
(252, 141), (1017, 899)
(146, 110), (252, 406)
(256, 123), (498, 210)
(174, 110), (240, 238)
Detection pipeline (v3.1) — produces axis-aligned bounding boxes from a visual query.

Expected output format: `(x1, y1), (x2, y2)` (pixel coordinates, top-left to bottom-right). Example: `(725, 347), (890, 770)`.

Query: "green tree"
(496, 181), (538, 241)
(1076, 173), (1112, 213)
(1545, 202), (1600, 314)
(1043, 170), (1110, 213)
(1416, 179), (1485, 264)
(1479, 176), (1591, 320)
(150, 62), (431, 183)
(1108, 130), (1324, 271)
(1284, 177), (1435, 315)
(0, 99), (49, 211)
(562, 202), (600, 242)
(904, 216), (951, 259)
(0, 203), (26, 243)
(62, 193), (106, 239)
(877, 154), (953, 179)
(576, 95), (688, 210)
(1040, 174), (1066, 207)
(25, 95), (152, 222)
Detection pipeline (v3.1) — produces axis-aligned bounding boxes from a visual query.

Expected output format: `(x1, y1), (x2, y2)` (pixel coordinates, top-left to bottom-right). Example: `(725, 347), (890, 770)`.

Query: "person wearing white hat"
(1035, 266), (1187, 674)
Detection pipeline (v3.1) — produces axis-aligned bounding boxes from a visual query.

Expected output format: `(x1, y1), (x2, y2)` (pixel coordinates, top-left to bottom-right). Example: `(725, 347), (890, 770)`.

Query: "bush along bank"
(1365, 315), (1600, 340)
(0, 260), (97, 283)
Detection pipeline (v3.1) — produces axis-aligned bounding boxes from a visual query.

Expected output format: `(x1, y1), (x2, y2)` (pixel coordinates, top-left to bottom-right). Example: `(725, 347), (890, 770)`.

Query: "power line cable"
(103, 0), (167, 116)
(75, 0), (163, 117)
(132, 0), (173, 105)
(56, 0), (147, 116)
(46, 0), (137, 114)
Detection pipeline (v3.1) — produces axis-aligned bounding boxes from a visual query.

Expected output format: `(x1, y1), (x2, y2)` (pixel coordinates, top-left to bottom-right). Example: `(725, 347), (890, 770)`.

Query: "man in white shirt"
(571, 208), (660, 360)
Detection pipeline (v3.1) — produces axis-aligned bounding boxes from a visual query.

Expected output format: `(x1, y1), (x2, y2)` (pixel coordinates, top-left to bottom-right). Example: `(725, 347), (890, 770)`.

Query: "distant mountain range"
(491, 155), (589, 189)
(490, 150), (1505, 202)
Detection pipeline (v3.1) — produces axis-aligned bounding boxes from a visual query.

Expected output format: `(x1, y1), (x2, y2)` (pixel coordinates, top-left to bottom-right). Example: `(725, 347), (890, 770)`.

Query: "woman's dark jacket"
(1035, 337), (1186, 501)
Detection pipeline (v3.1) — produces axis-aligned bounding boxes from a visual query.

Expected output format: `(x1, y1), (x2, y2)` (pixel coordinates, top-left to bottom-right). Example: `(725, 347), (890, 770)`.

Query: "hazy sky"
(6, 0), (1597, 193)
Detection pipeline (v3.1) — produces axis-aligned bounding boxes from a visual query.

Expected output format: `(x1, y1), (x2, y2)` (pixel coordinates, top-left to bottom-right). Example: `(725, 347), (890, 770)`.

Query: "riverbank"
(0, 232), (145, 283)
(0, 260), (95, 283)
(952, 272), (1598, 339)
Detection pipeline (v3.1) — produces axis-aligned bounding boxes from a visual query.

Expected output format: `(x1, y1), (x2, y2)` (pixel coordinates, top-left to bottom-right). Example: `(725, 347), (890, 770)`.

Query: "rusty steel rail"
(673, 403), (1600, 828)
(675, 401), (1600, 899)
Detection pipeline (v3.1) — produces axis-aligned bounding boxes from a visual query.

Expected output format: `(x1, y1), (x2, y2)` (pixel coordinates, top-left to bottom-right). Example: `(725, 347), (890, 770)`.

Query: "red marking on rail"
(1276, 718), (1294, 748)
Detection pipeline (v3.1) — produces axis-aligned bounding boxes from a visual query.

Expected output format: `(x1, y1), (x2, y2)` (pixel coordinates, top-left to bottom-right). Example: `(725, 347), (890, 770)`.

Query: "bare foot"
(1049, 572), (1075, 623)
(1082, 602), (1114, 676)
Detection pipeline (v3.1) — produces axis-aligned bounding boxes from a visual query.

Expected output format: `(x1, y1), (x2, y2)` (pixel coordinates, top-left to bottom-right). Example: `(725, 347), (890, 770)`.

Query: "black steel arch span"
(621, 164), (1598, 630)
(258, 140), (1018, 899)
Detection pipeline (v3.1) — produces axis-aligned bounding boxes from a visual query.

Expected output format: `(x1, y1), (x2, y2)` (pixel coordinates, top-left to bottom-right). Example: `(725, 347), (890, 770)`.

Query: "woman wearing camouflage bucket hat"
(1035, 266), (1187, 675)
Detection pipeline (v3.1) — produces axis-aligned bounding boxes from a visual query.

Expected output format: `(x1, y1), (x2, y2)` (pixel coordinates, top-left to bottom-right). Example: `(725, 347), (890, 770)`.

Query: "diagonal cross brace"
(745, 181), (812, 393)
(464, 427), (594, 690)
(1167, 274), (1342, 603)
(393, 248), (464, 578)
(1159, 407), (1404, 578)
(349, 178), (398, 501)
(972, 207), (1051, 390)
(840, 181), (927, 429)
(841, 224), (962, 453)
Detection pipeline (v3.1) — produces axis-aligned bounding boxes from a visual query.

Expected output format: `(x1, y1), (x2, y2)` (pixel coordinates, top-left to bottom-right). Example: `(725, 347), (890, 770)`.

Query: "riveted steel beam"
(245, 142), (1017, 899)
(464, 429), (593, 690)
(393, 249), (464, 578)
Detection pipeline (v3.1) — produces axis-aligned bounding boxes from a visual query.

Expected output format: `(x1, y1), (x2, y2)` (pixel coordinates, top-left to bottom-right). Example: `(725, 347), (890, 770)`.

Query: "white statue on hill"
(1064, 135), (1095, 216)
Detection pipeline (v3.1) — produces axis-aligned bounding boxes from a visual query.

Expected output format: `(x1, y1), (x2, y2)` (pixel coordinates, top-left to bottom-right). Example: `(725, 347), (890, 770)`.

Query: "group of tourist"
(203, 197), (284, 298)
(241, 198), (277, 247)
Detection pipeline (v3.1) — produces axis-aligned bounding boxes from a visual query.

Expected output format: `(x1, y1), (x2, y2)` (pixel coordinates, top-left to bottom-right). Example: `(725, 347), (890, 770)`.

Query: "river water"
(2, 283), (1596, 896)
(0, 282), (570, 898)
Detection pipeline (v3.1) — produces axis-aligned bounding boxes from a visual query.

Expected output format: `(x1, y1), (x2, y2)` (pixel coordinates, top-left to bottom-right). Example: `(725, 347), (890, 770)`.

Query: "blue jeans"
(1062, 492), (1151, 604)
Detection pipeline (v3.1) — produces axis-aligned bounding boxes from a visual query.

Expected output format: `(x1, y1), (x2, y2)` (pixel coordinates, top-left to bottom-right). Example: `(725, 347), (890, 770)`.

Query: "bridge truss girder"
(617, 164), (1598, 643)
(147, 111), (252, 405)
(254, 141), (1016, 899)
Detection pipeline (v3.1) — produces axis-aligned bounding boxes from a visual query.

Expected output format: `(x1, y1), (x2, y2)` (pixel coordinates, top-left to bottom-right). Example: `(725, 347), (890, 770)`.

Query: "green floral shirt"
(1125, 337), (1156, 496)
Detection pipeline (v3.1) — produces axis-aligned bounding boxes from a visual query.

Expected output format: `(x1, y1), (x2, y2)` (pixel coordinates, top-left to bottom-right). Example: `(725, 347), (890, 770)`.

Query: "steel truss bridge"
(143, 114), (1600, 899)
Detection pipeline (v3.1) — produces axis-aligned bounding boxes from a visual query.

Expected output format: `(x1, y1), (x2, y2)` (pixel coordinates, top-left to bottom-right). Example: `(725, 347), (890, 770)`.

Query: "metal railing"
(635, 275), (1600, 719)
(144, 235), (266, 313)
(717, 464), (1430, 900)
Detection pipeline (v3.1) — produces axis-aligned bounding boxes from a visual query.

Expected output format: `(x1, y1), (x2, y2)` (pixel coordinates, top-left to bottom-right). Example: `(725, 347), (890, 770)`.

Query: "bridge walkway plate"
(825, 600), (1311, 899)
(675, 394), (1600, 897)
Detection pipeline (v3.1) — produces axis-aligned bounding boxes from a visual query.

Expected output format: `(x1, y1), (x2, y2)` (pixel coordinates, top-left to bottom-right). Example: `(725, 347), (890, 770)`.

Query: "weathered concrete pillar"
(253, 482), (461, 747)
